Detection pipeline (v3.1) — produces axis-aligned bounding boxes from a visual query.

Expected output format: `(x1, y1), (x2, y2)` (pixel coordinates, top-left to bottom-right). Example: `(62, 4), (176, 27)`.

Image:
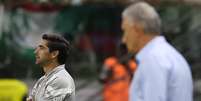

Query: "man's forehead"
(37, 39), (48, 46)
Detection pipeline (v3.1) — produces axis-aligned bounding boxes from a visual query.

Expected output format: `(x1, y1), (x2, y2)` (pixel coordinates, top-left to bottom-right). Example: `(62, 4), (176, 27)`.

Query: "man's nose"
(122, 35), (126, 44)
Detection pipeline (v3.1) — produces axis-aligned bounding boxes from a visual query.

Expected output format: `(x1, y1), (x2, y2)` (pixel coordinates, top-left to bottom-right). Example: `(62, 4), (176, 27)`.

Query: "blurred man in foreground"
(99, 44), (136, 101)
(121, 1), (193, 101)
(27, 34), (75, 101)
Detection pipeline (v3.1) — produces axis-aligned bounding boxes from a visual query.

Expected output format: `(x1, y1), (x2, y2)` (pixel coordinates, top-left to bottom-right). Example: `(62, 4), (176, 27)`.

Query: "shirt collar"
(136, 36), (166, 63)
(45, 64), (65, 77)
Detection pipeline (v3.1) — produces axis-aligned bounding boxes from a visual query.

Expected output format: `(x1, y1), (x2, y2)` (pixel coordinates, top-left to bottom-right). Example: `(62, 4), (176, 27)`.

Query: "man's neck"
(42, 61), (60, 75)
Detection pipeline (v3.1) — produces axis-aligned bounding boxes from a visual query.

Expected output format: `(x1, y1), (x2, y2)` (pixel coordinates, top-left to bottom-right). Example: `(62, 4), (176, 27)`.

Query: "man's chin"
(127, 49), (133, 54)
(127, 50), (137, 56)
(35, 61), (46, 66)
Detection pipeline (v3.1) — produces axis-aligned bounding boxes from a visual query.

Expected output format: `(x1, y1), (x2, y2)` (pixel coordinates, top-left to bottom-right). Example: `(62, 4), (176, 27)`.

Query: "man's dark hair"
(42, 34), (71, 65)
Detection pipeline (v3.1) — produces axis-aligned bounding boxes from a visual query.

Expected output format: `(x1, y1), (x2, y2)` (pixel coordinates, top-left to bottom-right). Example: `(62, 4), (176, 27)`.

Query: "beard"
(35, 57), (50, 67)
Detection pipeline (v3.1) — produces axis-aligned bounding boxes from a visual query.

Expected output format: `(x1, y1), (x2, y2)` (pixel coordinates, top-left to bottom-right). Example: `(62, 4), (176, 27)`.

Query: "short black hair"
(42, 34), (71, 65)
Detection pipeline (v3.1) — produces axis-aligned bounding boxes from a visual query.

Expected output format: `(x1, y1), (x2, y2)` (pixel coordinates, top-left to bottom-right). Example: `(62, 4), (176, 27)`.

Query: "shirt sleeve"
(28, 76), (45, 101)
(47, 96), (65, 101)
(63, 91), (75, 101)
(45, 91), (75, 101)
(44, 85), (75, 101)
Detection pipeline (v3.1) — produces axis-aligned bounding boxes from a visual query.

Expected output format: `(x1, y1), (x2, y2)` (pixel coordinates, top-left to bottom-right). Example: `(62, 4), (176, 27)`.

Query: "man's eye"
(39, 46), (44, 49)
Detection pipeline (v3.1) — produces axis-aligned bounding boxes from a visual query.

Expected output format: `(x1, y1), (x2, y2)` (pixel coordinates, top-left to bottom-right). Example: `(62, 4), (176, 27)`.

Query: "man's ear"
(51, 50), (59, 59)
(135, 24), (144, 34)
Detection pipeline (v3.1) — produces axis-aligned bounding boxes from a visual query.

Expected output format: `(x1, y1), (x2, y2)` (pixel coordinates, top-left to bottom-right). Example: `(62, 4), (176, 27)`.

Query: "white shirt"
(130, 36), (193, 101)
(29, 64), (75, 101)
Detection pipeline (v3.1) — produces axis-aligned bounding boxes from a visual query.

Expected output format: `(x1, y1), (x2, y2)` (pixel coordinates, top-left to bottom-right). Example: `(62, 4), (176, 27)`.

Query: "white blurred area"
(0, 0), (201, 101)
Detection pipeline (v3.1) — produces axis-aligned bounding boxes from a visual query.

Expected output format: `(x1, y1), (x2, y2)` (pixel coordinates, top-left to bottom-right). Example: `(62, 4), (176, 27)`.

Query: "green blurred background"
(0, 0), (201, 101)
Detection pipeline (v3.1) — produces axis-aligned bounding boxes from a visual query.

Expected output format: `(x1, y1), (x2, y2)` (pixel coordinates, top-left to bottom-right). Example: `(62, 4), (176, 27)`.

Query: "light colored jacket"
(28, 64), (75, 101)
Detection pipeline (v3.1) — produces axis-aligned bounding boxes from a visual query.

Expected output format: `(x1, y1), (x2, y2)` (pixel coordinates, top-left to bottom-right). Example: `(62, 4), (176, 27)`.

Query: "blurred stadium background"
(0, 0), (201, 101)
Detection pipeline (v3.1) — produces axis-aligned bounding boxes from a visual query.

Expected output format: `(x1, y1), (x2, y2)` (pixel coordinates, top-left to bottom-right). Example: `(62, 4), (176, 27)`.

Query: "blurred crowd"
(0, 0), (201, 101)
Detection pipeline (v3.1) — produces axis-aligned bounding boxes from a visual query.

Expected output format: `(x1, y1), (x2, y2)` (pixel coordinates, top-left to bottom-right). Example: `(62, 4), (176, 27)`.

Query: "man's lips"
(35, 56), (40, 59)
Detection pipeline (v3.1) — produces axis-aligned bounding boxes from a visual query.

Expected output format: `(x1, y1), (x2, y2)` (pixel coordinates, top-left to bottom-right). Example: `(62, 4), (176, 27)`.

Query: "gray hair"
(122, 2), (161, 34)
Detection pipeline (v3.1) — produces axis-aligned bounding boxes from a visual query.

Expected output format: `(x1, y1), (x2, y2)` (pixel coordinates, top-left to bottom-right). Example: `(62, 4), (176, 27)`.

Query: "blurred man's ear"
(135, 24), (144, 34)
(51, 50), (59, 59)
